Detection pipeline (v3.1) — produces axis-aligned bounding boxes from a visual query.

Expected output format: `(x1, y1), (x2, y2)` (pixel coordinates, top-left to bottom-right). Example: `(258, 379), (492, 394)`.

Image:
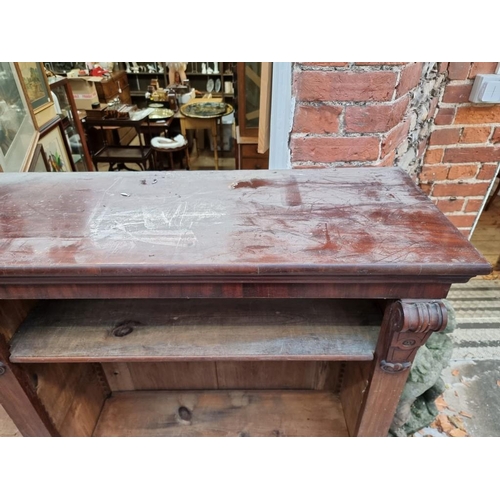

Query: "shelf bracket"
(379, 300), (448, 373)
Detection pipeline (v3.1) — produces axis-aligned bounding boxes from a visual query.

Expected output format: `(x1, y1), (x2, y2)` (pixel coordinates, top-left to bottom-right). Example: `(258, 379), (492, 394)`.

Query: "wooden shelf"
(126, 71), (163, 76)
(10, 299), (381, 363)
(93, 390), (349, 437)
(92, 145), (152, 164)
(186, 72), (223, 76)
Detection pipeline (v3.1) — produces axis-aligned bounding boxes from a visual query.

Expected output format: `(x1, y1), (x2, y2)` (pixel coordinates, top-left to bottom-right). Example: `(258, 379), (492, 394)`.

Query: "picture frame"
(28, 144), (50, 172)
(15, 62), (53, 115)
(38, 117), (74, 172)
(0, 62), (39, 172)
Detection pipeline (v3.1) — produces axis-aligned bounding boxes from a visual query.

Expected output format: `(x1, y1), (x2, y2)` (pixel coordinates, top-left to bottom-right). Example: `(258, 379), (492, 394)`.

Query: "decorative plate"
(180, 101), (228, 119)
(215, 78), (221, 93)
(149, 108), (175, 120)
(206, 78), (215, 92)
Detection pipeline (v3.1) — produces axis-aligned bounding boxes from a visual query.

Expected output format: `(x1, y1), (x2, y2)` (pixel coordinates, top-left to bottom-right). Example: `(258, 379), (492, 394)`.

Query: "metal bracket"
(380, 360), (412, 373)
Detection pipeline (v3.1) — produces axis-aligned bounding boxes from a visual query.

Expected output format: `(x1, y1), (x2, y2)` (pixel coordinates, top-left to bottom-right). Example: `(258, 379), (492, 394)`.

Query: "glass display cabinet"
(234, 63), (271, 170)
(48, 76), (94, 171)
(236, 62), (261, 137)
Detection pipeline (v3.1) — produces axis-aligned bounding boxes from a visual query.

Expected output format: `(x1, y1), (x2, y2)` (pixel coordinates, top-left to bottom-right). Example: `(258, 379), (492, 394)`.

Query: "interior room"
(0, 62), (271, 174)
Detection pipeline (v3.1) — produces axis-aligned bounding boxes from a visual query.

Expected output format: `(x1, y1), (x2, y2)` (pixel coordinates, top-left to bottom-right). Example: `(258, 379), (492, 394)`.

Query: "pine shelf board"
(93, 390), (349, 437)
(10, 299), (381, 363)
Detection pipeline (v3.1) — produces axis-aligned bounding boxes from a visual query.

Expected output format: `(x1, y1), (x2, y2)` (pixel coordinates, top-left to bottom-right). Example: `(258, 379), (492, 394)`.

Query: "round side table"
(151, 140), (189, 170)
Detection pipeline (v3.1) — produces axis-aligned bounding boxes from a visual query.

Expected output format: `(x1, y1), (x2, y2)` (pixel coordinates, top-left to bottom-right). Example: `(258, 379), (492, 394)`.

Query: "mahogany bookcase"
(0, 168), (491, 437)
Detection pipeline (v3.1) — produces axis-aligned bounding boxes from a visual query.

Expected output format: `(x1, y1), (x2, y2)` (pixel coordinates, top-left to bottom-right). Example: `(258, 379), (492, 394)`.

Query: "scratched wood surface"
(10, 299), (381, 362)
(0, 169), (491, 286)
(93, 390), (349, 437)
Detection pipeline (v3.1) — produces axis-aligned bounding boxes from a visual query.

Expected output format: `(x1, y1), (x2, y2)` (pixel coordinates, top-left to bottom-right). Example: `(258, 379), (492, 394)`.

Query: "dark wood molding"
(378, 300), (448, 373)
(354, 299), (448, 436)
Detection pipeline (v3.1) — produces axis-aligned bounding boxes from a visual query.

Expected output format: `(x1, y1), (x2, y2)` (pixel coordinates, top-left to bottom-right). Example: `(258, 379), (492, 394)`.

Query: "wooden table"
(0, 168), (491, 437)
(178, 98), (222, 170)
(85, 110), (154, 171)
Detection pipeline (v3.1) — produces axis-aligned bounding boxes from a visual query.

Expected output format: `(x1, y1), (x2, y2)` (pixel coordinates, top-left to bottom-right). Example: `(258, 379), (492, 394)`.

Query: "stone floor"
(415, 193), (500, 437)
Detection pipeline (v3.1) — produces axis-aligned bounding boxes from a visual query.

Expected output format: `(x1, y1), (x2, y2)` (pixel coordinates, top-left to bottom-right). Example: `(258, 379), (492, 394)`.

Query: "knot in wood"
(111, 320), (140, 337)
(0, 362), (5, 376)
(178, 406), (192, 421)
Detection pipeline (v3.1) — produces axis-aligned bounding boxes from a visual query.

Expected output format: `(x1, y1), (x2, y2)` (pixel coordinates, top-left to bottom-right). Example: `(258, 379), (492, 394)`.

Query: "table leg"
(213, 122), (219, 170)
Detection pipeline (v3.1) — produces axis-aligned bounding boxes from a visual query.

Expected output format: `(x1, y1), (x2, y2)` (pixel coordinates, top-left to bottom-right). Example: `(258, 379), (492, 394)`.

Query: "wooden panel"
(340, 360), (372, 436)
(26, 363), (109, 437)
(0, 299), (57, 437)
(240, 157), (269, 170)
(93, 390), (348, 437)
(241, 144), (269, 158)
(10, 299), (381, 363)
(117, 125), (136, 146)
(0, 300), (37, 342)
(215, 361), (340, 390)
(0, 169), (490, 290)
(0, 404), (20, 437)
(0, 282), (453, 301)
(102, 361), (341, 392)
(101, 362), (218, 391)
(257, 62), (272, 154)
(95, 71), (130, 102)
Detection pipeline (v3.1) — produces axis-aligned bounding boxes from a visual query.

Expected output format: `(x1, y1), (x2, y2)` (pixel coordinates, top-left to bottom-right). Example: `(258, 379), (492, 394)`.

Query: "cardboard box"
(67, 77), (100, 110)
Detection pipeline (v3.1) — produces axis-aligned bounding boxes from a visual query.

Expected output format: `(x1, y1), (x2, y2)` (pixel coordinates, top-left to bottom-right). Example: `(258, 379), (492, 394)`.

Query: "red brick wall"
(289, 62), (500, 237)
(418, 62), (500, 237)
(291, 63), (422, 168)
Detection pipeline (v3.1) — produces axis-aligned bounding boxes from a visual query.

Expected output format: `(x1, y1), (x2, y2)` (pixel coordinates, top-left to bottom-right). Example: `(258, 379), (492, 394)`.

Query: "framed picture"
(15, 62), (53, 115)
(0, 62), (39, 172)
(38, 118), (73, 172)
(28, 144), (50, 172)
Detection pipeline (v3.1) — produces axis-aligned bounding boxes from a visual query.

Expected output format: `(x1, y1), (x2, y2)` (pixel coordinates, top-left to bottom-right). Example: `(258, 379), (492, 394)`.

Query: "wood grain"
(25, 363), (109, 437)
(0, 300), (38, 342)
(93, 390), (348, 437)
(340, 361), (372, 436)
(101, 361), (341, 391)
(0, 300), (57, 437)
(0, 404), (20, 437)
(10, 299), (381, 363)
(0, 169), (490, 293)
(215, 361), (340, 390)
(101, 362), (218, 391)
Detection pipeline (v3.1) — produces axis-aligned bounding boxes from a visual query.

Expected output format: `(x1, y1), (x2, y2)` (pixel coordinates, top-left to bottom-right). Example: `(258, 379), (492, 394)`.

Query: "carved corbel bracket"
(379, 300), (448, 374)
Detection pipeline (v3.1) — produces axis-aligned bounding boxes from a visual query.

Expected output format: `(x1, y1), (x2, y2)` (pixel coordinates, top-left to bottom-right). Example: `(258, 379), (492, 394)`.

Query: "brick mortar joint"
(294, 64), (407, 73)
(291, 161), (385, 167)
(431, 124), (500, 129)
(427, 143), (500, 149)
(295, 100), (407, 107)
(291, 132), (384, 139)
(421, 178), (491, 187)
(438, 102), (500, 109)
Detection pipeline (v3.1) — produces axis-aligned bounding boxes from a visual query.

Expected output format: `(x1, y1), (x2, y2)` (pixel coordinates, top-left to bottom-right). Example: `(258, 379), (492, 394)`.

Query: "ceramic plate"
(206, 78), (215, 92)
(215, 78), (221, 93)
(148, 103), (164, 108)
